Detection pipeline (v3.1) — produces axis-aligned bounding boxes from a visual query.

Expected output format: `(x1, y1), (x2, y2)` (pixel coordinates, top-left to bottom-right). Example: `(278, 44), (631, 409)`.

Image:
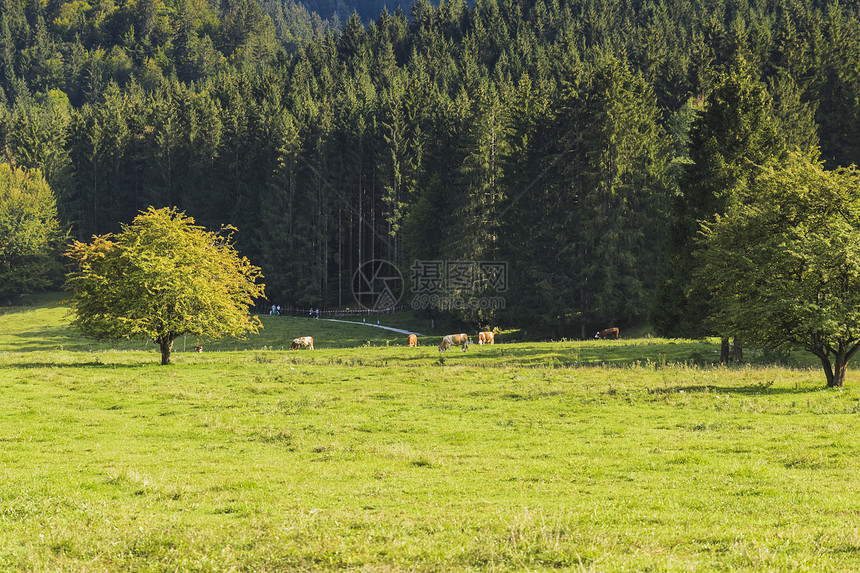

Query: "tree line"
(1, 0), (859, 338)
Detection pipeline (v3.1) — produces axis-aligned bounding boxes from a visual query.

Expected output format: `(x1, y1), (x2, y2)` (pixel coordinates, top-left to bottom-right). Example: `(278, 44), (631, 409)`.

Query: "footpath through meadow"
(322, 318), (424, 337)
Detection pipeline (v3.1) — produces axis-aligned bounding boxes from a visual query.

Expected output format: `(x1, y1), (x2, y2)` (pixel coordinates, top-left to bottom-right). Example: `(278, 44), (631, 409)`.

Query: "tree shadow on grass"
(0, 294), (70, 315)
(0, 361), (153, 370)
(0, 326), (149, 352)
(0, 305), (59, 317)
(651, 383), (828, 396)
(463, 341), (821, 370)
(382, 341), (723, 367)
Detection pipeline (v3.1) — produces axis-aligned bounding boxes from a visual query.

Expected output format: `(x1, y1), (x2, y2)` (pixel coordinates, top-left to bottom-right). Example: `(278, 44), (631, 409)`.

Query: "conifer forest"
(1, 0), (857, 337)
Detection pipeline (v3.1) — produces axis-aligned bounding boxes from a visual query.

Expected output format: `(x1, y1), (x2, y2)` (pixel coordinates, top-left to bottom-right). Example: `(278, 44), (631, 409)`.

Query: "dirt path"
(322, 319), (424, 337)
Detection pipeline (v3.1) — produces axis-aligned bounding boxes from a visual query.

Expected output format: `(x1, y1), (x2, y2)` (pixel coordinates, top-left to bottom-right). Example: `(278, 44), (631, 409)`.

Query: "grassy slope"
(0, 293), (434, 352)
(0, 298), (858, 571)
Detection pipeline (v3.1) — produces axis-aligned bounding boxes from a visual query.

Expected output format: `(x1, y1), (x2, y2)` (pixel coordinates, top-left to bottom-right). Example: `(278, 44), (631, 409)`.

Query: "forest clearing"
(1, 296), (859, 571)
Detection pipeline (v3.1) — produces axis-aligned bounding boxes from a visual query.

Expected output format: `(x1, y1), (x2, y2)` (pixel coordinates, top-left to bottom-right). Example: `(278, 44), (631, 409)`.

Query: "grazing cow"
(439, 333), (470, 352)
(193, 345), (203, 353)
(408, 334), (418, 347)
(478, 331), (495, 345)
(594, 327), (620, 340)
(290, 336), (314, 350)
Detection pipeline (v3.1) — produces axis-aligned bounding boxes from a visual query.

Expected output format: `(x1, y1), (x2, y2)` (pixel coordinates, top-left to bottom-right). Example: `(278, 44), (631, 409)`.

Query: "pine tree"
(1, 12), (17, 98)
(542, 52), (668, 336)
(7, 96), (73, 204)
(659, 55), (784, 338)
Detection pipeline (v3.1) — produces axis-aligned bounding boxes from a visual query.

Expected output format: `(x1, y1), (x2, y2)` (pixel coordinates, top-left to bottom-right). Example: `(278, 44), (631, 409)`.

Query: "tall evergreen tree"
(656, 55), (783, 338)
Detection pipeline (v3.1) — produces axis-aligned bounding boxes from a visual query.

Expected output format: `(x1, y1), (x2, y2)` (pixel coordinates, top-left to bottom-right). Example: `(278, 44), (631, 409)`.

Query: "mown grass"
(1, 298), (859, 571)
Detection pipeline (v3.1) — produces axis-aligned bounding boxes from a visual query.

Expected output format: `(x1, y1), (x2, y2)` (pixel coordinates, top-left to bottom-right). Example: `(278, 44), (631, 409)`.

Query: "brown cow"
(408, 334), (418, 347)
(290, 336), (314, 350)
(193, 345), (203, 353)
(438, 333), (469, 352)
(594, 327), (620, 340)
(478, 331), (495, 345)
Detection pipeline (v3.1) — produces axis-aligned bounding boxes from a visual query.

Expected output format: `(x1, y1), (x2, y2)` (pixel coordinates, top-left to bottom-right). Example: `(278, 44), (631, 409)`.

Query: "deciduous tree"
(65, 207), (265, 364)
(0, 162), (65, 299)
(699, 152), (860, 387)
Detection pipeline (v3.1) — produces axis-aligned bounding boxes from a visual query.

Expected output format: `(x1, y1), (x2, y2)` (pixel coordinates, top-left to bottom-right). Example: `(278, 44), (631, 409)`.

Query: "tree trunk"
(832, 347), (848, 388)
(814, 341), (860, 388)
(732, 337), (743, 363)
(818, 353), (835, 387)
(159, 338), (174, 365)
(720, 337), (730, 364)
(833, 361), (847, 387)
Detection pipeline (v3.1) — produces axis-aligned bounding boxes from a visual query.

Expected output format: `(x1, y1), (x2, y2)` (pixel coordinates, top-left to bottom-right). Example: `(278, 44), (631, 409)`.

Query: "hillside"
(3, 0), (860, 338)
(0, 293), (822, 369)
(0, 293), (438, 352)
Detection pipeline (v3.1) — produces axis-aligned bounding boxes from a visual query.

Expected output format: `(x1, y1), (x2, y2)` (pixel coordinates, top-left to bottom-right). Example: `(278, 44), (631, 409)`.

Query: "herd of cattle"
(287, 327), (619, 351)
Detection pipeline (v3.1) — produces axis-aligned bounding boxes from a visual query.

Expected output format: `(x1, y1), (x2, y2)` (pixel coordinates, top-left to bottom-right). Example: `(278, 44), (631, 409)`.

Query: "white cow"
(291, 336), (314, 350)
(439, 333), (469, 352)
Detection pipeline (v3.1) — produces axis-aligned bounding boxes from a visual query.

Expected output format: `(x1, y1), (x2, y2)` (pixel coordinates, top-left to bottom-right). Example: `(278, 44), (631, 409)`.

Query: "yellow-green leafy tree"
(66, 207), (265, 364)
(0, 163), (65, 300)
(699, 152), (860, 387)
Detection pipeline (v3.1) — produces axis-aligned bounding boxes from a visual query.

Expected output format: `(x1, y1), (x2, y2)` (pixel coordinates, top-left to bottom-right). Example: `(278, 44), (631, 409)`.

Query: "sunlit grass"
(0, 293), (428, 353)
(0, 297), (858, 571)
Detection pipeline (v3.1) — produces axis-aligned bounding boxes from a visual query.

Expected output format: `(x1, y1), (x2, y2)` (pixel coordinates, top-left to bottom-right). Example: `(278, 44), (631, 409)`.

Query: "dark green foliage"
(499, 53), (667, 337)
(655, 56), (784, 337)
(4, 0), (860, 337)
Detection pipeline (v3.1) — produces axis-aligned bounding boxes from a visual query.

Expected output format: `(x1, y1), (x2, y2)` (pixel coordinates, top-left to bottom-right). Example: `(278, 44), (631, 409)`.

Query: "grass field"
(1, 296), (859, 571)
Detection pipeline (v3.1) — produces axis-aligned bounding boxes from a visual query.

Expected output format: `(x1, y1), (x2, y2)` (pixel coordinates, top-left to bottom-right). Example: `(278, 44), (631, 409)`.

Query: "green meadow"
(1, 296), (859, 571)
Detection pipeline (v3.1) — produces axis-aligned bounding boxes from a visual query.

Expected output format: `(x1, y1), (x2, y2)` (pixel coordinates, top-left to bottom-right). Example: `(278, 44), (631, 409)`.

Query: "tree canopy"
(5, 0), (860, 338)
(0, 162), (64, 300)
(65, 207), (265, 364)
(654, 57), (786, 338)
(699, 152), (860, 387)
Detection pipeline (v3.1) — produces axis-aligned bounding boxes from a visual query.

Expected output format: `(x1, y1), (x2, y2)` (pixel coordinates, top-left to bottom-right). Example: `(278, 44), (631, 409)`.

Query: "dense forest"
(1, 0), (858, 337)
